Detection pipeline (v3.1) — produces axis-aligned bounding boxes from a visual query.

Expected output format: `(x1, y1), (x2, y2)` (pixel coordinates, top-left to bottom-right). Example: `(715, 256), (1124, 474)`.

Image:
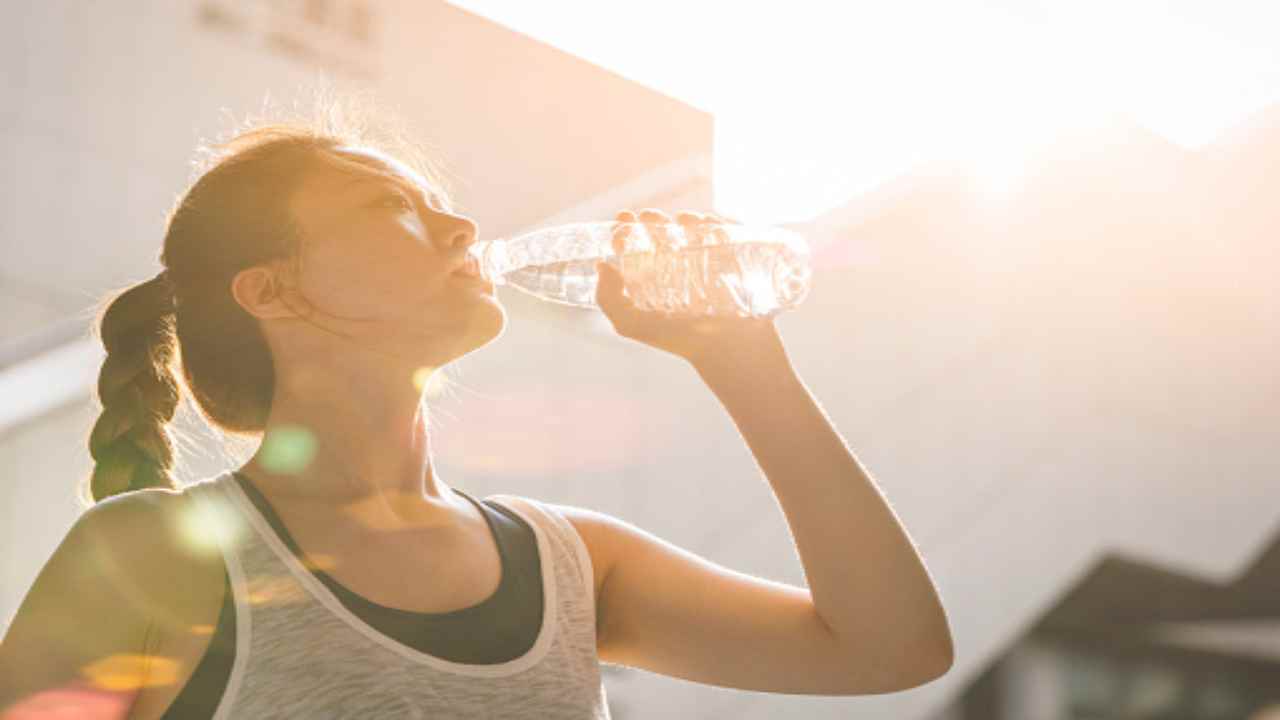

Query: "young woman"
(0, 116), (953, 719)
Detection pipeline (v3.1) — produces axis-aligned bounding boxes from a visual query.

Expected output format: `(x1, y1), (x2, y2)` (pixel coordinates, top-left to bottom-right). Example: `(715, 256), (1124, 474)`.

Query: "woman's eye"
(375, 194), (413, 210)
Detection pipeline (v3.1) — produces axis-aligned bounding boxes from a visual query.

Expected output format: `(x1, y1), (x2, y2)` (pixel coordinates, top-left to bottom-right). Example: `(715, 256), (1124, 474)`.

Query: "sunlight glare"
(300, 552), (338, 571)
(412, 365), (448, 398)
(177, 490), (247, 555)
(449, 1), (1280, 221)
(81, 654), (178, 691)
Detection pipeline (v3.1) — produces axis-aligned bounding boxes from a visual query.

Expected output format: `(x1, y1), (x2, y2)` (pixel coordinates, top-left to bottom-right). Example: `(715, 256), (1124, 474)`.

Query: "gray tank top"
(186, 472), (611, 718)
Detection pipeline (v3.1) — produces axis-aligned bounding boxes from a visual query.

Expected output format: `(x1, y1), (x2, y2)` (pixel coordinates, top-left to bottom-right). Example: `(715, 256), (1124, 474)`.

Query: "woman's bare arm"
(0, 489), (218, 718)
(692, 349), (955, 680)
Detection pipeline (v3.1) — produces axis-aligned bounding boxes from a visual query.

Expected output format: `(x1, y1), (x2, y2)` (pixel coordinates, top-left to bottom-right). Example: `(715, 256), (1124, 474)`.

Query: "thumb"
(595, 261), (629, 312)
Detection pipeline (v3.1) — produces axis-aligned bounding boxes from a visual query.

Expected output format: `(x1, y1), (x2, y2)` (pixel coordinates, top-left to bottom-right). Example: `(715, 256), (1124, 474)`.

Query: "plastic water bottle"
(466, 221), (812, 318)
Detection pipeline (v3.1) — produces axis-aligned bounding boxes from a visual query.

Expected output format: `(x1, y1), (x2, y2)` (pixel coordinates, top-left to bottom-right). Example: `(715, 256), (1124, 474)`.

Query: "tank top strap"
(486, 495), (596, 616)
(180, 474), (255, 720)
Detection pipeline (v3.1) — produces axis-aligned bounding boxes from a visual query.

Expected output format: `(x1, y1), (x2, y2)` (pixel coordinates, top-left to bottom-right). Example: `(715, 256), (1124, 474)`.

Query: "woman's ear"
(231, 264), (297, 320)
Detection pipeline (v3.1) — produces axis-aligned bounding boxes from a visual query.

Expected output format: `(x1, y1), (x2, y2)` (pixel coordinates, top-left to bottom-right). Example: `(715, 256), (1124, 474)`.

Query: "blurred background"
(2, 1), (1278, 717)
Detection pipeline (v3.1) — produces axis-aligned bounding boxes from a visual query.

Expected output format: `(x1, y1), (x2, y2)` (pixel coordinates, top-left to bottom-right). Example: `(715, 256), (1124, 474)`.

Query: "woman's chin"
(454, 303), (507, 354)
(474, 309), (507, 346)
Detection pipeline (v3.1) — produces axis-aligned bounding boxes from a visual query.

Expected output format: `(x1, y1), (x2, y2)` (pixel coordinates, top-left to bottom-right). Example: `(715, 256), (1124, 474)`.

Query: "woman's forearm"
(692, 342), (954, 675)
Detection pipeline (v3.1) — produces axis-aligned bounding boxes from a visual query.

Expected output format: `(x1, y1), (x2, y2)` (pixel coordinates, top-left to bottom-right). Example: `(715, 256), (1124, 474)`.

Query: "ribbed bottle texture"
(467, 221), (812, 318)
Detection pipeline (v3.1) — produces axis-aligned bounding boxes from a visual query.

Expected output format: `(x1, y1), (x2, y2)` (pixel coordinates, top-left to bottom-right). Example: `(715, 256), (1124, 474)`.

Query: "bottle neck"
(470, 238), (510, 285)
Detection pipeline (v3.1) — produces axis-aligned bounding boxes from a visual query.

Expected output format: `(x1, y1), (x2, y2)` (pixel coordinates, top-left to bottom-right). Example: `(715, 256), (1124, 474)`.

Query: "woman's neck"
(241, 371), (466, 531)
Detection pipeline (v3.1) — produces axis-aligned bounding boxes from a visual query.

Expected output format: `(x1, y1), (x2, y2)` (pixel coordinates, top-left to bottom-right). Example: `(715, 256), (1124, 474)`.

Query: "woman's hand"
(594, 208), (791, 377)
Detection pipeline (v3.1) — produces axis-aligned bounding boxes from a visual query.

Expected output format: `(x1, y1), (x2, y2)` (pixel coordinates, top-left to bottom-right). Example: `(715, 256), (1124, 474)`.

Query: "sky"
(449, 1), (1280, 225)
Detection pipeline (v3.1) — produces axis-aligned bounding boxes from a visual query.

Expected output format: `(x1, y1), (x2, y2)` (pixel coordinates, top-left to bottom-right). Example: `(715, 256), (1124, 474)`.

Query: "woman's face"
(281, 146), (504, 369)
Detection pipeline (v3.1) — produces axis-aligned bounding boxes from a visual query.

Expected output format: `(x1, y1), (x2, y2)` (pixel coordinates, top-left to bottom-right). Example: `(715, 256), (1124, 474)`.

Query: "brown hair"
(82, 94), (455, 505)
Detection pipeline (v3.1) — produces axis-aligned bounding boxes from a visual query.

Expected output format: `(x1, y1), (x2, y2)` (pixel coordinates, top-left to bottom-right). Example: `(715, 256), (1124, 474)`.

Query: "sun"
(450, 1), (1280, 222)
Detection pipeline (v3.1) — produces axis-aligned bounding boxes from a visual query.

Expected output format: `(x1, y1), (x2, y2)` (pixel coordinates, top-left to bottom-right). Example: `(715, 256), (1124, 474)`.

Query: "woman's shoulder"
(74, 486), (228, 618)
(484, 494), (615, 600)
(80, 485), (216, 555)
(484, 493), (604, 543)
(0, 488), (228, 707)
(84, 484), (191, 523)
(88, 478), (238, 546)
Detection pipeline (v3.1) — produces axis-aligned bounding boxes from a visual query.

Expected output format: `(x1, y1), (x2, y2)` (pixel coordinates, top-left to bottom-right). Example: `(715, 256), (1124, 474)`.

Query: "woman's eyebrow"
(343, 174), (445, 210)
(341, 174), (404, 193)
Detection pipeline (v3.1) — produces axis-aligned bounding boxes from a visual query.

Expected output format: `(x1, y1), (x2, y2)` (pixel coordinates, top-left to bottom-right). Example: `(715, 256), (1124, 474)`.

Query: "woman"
(0, 115), (953, 719)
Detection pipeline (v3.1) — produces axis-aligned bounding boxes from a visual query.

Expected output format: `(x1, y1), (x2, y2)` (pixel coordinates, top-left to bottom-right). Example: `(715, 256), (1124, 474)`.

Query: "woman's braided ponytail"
(87, 271), (181, 502)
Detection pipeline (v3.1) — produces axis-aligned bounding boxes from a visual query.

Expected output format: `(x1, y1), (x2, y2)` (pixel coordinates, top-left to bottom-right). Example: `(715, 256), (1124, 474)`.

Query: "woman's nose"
(434, 213), (478, 253)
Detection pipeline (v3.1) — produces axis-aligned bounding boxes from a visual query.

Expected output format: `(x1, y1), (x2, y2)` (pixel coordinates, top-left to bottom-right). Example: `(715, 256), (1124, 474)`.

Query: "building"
(935, 528), (1280, 718)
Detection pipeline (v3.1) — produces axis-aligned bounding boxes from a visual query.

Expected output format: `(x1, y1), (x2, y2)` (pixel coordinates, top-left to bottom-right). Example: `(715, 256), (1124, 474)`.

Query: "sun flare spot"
(301, 552), (338, 571)
(259, 425), (317, 474)
(81, 654), (178, 691)
(177, 491), (247, 555)
(412, 365), (447, 397)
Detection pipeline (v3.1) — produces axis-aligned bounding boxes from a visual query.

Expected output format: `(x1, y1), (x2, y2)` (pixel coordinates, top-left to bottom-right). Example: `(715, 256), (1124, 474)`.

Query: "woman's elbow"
(901, 644), (955, 689)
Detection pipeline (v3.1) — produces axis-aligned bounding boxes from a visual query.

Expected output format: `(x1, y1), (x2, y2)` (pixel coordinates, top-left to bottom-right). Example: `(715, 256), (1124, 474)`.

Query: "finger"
(638, 208), (670, 222)
(639, 208), (676, 251)
(702, 211), (737, 245)
(676, 210), (708, 245)
(638, 208), (671, 240)
(612, 210), (638, 256)
(594, 261), (639, 327)
(611, 220), (632, 256)
(594, 260), (622, 306)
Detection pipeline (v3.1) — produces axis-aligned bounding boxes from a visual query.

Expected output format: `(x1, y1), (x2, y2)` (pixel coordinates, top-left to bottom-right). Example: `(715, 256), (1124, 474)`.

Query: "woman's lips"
(453, 254), (482, 278)
(451, 272), (494, 292)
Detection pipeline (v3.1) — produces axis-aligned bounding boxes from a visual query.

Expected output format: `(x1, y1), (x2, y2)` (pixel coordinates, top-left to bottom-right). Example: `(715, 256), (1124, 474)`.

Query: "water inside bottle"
(502, 241), (811, 317)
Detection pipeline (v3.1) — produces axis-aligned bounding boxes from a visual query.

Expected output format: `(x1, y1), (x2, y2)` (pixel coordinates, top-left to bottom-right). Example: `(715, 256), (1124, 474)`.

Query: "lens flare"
(300, 552), (338, 571)
(177, 490), (248, 555)
(259, 425), (317, 474)
(81, 654), (178, 691)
